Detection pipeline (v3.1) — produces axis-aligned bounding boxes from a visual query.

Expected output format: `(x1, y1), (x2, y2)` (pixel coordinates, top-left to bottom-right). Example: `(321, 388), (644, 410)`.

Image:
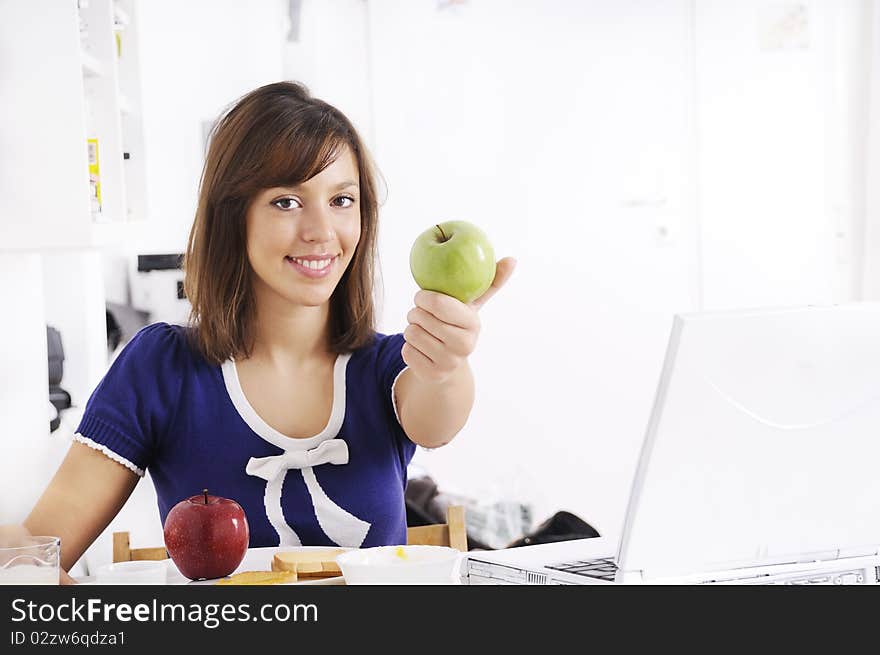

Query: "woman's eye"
(272, 197), (301, 210)
(332, 195), (356, 208)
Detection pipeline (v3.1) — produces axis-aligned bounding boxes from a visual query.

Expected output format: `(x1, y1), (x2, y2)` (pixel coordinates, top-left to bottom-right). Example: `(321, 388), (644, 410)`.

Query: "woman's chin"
(283, 289), (334, 308)
(260, 278), (339, 309)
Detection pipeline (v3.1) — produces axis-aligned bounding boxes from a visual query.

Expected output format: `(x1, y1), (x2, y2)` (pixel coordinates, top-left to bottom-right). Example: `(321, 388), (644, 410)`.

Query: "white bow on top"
(246, 438), (349, 481)
(245, 438), (371, 548)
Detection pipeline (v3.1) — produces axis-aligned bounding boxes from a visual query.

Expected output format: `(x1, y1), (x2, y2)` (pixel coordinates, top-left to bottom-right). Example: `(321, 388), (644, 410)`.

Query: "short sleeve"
(74, 323), (186, 476)
(374, 332), (417, 464)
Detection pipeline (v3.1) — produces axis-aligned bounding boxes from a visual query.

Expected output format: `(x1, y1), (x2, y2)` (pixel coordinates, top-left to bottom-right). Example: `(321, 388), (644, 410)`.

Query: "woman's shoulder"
(350, 331), (404, 359)
(126, 321), (191, 349)
(116, 322), (202, 369)
(347, 331), (406, 387)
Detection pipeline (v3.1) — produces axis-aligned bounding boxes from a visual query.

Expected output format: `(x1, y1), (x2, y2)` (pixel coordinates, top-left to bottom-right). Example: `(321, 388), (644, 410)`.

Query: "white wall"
(861, 1), (880, 299)
(0, 255), (53, 522)
(282, 0), (374, 147)
(366, 0), (700, 538)
(124, 0), (286, 255)
(361, 0), (869, 540)
(0, 1), (104, 547)
(43, 251), (108, 410)
(696, 0), (868, 310)
(0, 0), (93, 251)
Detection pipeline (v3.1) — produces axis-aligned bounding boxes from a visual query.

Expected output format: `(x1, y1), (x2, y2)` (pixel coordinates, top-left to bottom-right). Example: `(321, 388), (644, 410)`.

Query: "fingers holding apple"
(470, 256), (517, 311)
(406, 220), (515, 383)
(402, 290), (481, 384)
(401, 336), (462, 384)
(406, 301), (478, 356)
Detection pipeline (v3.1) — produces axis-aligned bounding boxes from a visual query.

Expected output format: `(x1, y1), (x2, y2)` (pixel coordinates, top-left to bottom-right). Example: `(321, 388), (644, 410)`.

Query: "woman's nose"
(300, 207), (334, 244)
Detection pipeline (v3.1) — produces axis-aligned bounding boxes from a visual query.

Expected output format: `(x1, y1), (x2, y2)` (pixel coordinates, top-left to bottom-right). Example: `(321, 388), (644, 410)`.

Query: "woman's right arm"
(24, 441), (140, 575)
(23, 323), (185, 579)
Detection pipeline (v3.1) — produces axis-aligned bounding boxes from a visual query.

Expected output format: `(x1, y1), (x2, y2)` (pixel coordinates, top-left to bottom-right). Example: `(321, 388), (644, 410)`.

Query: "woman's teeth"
(287, 256), (334, 270)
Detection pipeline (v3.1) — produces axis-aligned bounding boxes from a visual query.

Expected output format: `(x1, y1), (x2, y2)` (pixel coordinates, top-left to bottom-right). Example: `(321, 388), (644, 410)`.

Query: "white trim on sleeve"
(73, 433), (145, 477)
(390, 365), (409, 427)
(391, 367), (443, 452)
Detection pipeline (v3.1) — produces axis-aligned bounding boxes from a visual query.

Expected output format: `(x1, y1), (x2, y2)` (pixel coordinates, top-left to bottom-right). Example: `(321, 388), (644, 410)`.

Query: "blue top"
(74, 323), (417, 548)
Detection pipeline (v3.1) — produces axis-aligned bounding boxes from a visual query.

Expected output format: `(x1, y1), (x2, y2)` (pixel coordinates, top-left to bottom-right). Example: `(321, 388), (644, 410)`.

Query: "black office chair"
(47, 325), (72, 432)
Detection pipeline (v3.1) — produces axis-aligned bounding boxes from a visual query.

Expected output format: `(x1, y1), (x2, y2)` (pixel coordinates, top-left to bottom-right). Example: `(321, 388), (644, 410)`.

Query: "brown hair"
(183, 81), (380, 365)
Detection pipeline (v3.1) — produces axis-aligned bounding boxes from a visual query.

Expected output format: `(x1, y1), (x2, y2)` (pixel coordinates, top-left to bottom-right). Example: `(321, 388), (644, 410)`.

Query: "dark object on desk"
(106, 309), (122, 353)
(405, 475), (492, 551)
(47, 325), (72, 432)
(137, 253), (183, 272)
(506, 510), (600, 548)
(105, 302), (150, 353)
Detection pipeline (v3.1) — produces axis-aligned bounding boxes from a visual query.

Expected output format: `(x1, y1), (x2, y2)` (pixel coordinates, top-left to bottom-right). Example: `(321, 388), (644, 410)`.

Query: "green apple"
(409, 220), (496, 304)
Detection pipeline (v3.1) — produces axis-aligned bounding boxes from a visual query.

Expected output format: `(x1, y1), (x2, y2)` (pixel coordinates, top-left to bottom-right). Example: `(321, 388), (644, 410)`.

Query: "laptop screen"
(616, 303), (880, 578)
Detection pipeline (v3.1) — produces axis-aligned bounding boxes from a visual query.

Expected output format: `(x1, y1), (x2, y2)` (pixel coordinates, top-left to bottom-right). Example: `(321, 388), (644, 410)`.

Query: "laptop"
(466, 303), (880, 585)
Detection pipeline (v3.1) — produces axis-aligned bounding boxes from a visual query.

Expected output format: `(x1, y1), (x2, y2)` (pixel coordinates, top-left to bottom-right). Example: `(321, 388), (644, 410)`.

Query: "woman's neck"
(250, 296), (333, 366)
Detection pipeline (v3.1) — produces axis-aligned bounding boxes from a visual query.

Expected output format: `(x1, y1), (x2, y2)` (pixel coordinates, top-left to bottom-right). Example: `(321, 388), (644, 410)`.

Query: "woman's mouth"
(284, 255), (339, 279)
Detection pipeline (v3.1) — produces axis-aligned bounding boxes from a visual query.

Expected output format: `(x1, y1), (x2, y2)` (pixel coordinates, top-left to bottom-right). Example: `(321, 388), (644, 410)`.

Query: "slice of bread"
(272, 549), (346, 578)
(215, 570), (298, 585)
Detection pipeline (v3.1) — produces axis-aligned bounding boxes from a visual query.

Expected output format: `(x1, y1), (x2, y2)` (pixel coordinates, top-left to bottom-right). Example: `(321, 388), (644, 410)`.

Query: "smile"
(284, 255), (339, 278)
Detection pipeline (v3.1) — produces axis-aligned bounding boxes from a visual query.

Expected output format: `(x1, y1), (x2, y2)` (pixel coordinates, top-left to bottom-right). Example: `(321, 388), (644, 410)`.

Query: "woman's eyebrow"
(279, 180), (359, 193)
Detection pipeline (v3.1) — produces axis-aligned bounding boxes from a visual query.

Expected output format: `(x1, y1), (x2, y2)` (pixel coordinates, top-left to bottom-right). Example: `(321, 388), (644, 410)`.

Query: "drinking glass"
(0, 535), (61, 585)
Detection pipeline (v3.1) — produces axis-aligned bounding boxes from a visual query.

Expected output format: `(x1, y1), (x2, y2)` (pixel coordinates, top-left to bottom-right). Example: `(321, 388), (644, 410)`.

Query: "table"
(76, 546), (345, 585)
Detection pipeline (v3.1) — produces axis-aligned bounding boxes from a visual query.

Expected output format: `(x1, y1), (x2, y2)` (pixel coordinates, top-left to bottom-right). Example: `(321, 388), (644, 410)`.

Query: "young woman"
(22, 81), (515, 579)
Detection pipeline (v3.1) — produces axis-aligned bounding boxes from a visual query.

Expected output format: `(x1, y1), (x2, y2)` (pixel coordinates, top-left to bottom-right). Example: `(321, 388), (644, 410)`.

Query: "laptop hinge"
(637, 549), (880, 583)
(616, 569), (645, 584)
(637, 550), (844, 582)
(837, 546), (879, 559)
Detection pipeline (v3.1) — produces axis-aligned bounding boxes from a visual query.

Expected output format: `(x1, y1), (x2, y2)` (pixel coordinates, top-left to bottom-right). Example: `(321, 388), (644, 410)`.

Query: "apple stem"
(435, 224), (449, 242)
(202, 489), (208, 504)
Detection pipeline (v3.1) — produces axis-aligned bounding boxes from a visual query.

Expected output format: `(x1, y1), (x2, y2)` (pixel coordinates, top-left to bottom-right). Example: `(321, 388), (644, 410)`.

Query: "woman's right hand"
(0, 523), (32, 547)
(0, 524), (77, 584)
(23, 441), (139, 585)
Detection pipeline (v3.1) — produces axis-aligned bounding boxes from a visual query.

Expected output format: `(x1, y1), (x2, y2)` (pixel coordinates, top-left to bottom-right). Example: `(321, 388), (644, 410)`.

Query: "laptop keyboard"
(546, 557), (619, 581)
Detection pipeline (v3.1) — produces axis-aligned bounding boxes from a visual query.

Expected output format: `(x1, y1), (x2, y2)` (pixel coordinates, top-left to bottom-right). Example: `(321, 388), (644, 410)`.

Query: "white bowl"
(336, 545), (463, 585)
(95, 560), (168, 585)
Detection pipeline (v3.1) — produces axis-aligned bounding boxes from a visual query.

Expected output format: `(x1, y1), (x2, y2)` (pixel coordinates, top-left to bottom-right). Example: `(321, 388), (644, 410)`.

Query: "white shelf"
(113, 4), (131, 27)
(118, 93), (134, 115)
(81, 51), (106, 77)
(81, 0), (148, 230)
(91, 219), (129, 247)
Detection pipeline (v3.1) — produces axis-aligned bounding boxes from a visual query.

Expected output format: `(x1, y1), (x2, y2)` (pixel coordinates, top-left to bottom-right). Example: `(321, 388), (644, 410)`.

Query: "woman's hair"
(183, 81), (380, 365)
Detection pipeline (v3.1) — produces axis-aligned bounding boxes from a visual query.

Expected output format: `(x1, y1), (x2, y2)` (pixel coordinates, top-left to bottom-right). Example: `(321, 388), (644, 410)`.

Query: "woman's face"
(245, 146), (362, 310)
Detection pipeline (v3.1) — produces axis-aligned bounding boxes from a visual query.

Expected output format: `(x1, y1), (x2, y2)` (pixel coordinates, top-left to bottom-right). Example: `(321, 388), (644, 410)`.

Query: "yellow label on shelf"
(87, 138), (102, 214)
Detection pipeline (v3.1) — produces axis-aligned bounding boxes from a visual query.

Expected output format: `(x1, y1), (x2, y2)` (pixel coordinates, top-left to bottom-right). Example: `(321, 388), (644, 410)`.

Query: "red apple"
(163, 489), (249, 580)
